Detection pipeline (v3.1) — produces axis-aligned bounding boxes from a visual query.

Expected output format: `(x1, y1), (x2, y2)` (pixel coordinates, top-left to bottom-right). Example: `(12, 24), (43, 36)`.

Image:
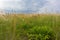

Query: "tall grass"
(0, 14), (60, 40)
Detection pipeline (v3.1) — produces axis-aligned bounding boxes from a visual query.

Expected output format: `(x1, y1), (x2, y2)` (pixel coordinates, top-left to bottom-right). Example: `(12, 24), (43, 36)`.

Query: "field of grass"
(0, 14), (60, 40)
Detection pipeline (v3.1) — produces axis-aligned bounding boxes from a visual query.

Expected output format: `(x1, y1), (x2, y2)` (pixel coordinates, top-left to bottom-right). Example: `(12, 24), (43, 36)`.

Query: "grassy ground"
(0, 14), (60, 40)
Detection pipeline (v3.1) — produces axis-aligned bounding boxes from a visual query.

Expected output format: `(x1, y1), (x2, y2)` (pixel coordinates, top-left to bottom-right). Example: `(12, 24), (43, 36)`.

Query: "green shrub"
(26, 26), (56, 40)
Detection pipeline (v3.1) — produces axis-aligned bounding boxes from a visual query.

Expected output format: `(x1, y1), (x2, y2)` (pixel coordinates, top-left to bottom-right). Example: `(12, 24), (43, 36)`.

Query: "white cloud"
(0, 0), (60, 13)
(0, 0), (25, 10)
(38, 0), (60, 13)
(0, 0), (4, 9)
(0, 0), (22, 1)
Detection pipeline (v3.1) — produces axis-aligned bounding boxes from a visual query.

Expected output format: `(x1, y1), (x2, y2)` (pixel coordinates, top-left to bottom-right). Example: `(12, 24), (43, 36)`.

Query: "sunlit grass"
(0, 14), (60, 40)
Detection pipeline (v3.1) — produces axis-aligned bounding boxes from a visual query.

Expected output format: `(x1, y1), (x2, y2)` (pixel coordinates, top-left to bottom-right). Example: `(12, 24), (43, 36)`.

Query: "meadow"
(0, 14), (60, 40)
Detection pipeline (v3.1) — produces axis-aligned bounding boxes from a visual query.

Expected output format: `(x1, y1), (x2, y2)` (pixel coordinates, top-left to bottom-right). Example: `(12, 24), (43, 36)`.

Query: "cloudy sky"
(0, 0), (60, 13)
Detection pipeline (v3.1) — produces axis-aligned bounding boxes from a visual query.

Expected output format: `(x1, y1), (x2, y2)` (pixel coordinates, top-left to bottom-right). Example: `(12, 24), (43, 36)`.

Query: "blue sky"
(0, 0), (60, 13)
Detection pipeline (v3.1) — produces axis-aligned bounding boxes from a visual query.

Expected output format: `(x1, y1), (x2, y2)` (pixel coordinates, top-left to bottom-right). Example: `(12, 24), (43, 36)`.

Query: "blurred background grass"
(0, 14), (60, 40)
